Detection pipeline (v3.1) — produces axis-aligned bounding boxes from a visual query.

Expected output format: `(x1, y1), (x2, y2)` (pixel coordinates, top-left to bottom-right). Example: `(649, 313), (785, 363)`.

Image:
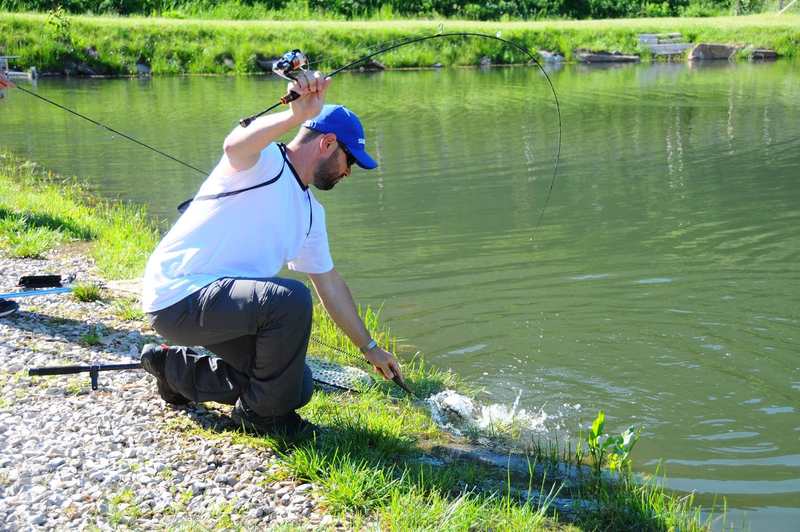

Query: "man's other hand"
(364, 347), (403, 381)
(288, 70), (331, 122)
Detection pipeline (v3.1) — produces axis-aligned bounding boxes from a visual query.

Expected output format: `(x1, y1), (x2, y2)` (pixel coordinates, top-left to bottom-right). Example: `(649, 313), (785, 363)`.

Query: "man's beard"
(312, 153), (343, 191)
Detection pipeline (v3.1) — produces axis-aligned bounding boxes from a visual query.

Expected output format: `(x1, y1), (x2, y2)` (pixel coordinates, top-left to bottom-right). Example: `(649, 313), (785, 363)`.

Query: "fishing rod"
(0, 274), (75, 317)
(28, 357), (364, 394)
(5, 274), (412, 395)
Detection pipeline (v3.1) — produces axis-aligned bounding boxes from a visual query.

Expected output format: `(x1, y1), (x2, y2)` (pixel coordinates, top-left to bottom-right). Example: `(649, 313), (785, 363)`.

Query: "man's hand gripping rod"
(238, 49), (308, 128)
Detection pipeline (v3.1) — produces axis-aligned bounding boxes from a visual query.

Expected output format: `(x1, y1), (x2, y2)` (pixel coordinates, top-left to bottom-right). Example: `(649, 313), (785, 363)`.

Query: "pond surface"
(2, 61), (799, 529)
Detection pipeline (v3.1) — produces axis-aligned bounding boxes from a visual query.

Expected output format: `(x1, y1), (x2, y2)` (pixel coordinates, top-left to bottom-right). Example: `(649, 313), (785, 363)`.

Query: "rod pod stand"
(28, 363), (142, 390)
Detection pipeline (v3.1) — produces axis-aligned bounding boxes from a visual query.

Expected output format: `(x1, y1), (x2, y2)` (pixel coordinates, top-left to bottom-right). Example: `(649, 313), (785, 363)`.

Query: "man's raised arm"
(222, 71), (331, 173)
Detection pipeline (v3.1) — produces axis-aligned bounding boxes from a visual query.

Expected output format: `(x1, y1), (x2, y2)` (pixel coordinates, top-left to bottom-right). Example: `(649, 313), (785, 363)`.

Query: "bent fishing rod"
(241, 31), (562, 235)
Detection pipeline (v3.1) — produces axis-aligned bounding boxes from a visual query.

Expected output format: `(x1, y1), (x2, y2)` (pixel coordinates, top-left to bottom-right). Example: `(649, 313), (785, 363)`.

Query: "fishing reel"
(272, 49), (308, 81)
(239, 48), (310, 128)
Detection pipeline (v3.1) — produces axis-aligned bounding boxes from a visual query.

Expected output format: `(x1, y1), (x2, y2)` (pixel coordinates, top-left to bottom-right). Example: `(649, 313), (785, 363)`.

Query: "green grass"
(0, 13), (798, 76)
(112, 297), (146, 321)
(0, 151), (159, 279)
(0, 215), (63, 258)
(79, 326), (102, 346)
(72, 282), (103, 302)
(106, 487), (144, 525)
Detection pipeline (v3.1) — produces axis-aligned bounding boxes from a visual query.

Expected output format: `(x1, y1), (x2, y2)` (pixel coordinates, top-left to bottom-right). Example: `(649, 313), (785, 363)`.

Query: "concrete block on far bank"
(356, 58), (385, 72)
(688, 43), (740, 61)
(749, 48), (778, 61)
(135, 62), (151, 76)
(574, 50), (639, 63)
(538, 50), (564, 63)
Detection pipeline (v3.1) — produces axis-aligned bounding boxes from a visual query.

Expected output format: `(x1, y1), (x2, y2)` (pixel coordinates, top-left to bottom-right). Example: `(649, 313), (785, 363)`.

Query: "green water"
(2, 61), (798, 529)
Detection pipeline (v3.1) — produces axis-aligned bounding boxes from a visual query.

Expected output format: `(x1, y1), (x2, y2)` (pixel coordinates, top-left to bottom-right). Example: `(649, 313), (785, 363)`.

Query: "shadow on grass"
(0, 205), (96, 240)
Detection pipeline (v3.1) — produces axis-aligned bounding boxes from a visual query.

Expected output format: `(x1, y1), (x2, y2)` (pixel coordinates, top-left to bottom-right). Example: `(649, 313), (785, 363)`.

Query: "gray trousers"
(146, 277), (314, 417)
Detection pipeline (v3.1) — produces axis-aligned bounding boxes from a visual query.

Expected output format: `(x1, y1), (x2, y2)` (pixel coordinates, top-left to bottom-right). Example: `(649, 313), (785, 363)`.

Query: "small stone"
(247, 507), (265, 518)
(214, 473), (232, 485)
(294, 483), (312, 493)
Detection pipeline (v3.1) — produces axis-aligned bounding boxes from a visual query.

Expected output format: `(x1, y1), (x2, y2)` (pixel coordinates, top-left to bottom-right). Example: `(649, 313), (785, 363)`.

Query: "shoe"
(231, 399), (317, 439)
(0, 299), (19, 318)
(140, 343), (191, 406)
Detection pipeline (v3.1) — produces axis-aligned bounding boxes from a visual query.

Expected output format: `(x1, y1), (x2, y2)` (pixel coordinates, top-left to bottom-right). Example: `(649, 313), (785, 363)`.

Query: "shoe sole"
(0, 299), (19, 318)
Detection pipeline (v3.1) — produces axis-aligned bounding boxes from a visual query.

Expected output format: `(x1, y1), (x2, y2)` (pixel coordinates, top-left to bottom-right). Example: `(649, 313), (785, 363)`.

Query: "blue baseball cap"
(304, 105), (378, 170)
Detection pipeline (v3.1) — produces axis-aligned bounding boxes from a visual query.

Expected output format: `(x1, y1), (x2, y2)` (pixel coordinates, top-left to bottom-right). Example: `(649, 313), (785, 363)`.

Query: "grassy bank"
(1, 12), (798, 75)
(0, 149), (720, 529)
(0, 152), (158, 278)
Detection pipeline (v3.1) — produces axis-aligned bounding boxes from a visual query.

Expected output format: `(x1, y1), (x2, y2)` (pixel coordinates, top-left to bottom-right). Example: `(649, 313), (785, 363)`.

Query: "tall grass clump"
(0, 151), (159, 279)
(71, 282), (103, 302)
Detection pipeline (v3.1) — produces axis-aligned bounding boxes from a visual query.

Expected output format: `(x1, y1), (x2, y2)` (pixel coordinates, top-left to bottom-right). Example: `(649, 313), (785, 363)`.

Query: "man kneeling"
(140, 70), (402, 438)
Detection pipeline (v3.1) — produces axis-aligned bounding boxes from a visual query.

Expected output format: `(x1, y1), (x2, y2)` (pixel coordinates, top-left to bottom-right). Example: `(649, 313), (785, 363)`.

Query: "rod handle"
(238, 91), (301, 128)
(279, 90), (301, 105)
(392, 375), (415, 398)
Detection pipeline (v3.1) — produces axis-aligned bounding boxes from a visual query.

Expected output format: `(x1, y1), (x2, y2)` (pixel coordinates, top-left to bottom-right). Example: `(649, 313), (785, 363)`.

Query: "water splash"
(425, 389), (551, 438)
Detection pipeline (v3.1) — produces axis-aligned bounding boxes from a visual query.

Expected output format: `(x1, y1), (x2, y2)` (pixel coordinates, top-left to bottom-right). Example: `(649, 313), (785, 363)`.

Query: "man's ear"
(319, 133), (338, 156)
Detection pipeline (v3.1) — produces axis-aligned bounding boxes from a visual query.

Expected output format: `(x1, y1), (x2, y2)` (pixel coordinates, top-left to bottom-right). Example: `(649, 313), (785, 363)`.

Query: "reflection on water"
(2, 60), (799, 529)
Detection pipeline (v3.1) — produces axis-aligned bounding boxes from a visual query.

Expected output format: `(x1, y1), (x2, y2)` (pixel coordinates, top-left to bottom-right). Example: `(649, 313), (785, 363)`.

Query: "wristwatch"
(359, 338), (378, 354)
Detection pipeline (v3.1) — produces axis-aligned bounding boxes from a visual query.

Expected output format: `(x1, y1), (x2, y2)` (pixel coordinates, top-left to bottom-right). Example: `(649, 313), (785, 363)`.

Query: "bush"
(641, 1), (673, 16)
(679, 0), (727, 16)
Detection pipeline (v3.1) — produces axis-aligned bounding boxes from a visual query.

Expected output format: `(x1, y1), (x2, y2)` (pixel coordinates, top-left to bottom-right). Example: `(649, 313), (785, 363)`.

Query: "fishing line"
(13, 84), (208, 176)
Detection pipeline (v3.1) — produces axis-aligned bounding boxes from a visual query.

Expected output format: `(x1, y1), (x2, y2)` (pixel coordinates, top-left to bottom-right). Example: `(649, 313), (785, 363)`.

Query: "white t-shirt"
(141, 143), (333, 312)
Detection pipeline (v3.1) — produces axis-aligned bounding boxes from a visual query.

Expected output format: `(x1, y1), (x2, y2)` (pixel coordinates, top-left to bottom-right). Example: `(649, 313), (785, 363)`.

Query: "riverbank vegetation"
(1, 12), (798, 75)
(2, 0), (796, 20)
(0, 153), (158, 278)
(0, 148), (723, 529)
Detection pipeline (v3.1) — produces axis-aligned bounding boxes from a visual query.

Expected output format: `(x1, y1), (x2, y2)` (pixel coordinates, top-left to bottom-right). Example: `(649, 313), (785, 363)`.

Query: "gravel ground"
(0, 249), (343, 531)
